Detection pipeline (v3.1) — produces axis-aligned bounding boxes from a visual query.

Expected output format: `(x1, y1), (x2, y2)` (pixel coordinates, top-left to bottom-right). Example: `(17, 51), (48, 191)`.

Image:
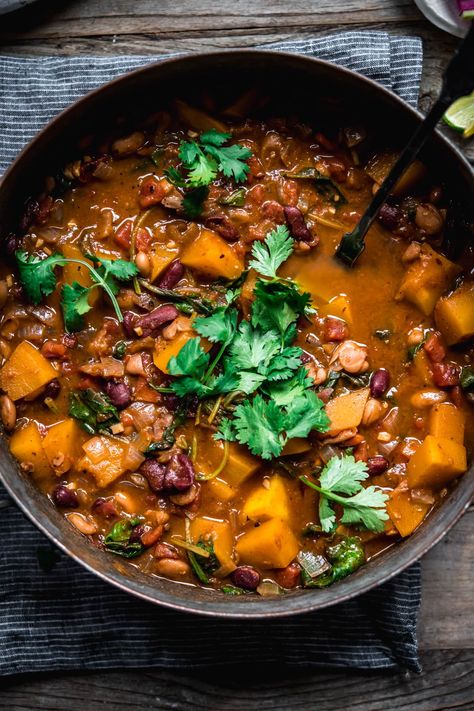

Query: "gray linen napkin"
(0, 31), (423, 675)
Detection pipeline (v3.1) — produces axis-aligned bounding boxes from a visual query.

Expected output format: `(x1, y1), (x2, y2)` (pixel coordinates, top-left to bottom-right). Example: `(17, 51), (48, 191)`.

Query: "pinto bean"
(104, 379), (132, 409)
(154, 542), (179, 560)
(135, 304), (179, 337)
(261, 200), (285, 223)
(0, 394), (16, 431)
(231, 565), (261, 590)
(52, 484), (79, 508)
(284, 206), (313, 243)
(205, 215), (239, 242)
(41, 341), (67, 360)
(157, 259), (184, 289)
(68, 513), (98, 535)
(155, 557), (190, 579)
(362, 398), (387, 426)
(169, 483), (199, 506)
(370, 369), (390, 398)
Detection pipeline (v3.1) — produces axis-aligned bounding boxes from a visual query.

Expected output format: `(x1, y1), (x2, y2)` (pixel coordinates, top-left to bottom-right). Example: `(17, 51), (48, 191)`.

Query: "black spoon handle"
(336, 23), (474, 267)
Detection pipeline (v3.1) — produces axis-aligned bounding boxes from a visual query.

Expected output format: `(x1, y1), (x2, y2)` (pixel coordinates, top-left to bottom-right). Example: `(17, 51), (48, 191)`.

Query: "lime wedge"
(443, 91), (474, 139)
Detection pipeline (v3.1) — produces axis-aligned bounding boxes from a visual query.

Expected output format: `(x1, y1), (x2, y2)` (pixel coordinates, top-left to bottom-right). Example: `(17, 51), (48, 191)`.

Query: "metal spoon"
(336, 22), (474, 267)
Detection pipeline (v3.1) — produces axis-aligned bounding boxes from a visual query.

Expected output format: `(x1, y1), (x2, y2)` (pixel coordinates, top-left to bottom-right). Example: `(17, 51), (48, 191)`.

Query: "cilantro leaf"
(232, 395), (286, 460)
(182, 186), (209, 218)
(200, 129), (231, 147)
(205, 141), (252, 183)
(88, 254), (139, 294)
(15, 251), (64, 304)
(237, 370), (266, 394)
(284, 391), (330, 439)
(229, 321), (280, 373)
(248, 225), (293, 278)
(168, 337), (210, 379)
(215, 418), (237, 442)
(266, 346), (303, 381)
(251, 279), (312, 338)
(61, 282), (93, 332)
(187, 152), (218, 187)
(194, 307), (237, 345)
(263, 368), (313, 407)
(300, 455), (389, 533)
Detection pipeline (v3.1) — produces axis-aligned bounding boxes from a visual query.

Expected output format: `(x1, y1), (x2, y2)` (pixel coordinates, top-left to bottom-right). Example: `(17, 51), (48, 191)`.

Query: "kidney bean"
(140, 459), (167, 494)
(162, 392), (180, 411)
(367, 456), (389, 475)
(432, 362), (460, 388)
(378, 203), (404, 231)
(423, 332), (446, 363)
(62, 333), (77, 349)
(105, 378), (131, 409)
(274, 563), (301, 589)
(261, 200), (285, 223)
(284, 206), (313, 242)
(44, 378), (61, 400)
(164, 453), (195, 491)
(231, 565), (261, 590)
(91, 496), (119, 518)
(5, 232), (23, 257)
(370, 369), (390, 398)
(157, 259), (185, 290)
(129, 524), (147, 544)
(122, 311), (138, 338)
(323, 317), (348, 342)
(19, 198), (39, 232)
(52, 484), (78, 508)
(135, 304), (179, 337)
(205, 215), (239, 242)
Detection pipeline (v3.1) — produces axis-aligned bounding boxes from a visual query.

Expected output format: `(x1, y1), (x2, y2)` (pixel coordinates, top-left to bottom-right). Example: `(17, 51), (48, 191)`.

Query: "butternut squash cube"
(206, 477), (236, 503)
(223, 443), (261, 486)
(386, 485), (430, 537)
(236, 518), (300, 569)
(434, 281), (474, 346)
(324, 387), (370, 435)
(281, 437), (312, 457)
(78, 435), (130, 488)
(190, 516), (235, 569)
(9, 421), (51, 478)
(153, 331), (194, 374)
(242, 474), (290, 523)
(407, 434), (467, 489)
(319, 294), (353, 324)
(397, 245), (460, 316)
(149, 243), (179, 282)
(428, 403), (465, 444)
(0, 341), (57, 401)
(181, 228), (243, 280)
(412, 349), (433, 386)
(43, 418), (86, 475)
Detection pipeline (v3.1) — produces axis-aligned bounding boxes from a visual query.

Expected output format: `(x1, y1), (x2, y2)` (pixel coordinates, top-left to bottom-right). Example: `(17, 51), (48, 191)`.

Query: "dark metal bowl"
(0, 50), (472, 618)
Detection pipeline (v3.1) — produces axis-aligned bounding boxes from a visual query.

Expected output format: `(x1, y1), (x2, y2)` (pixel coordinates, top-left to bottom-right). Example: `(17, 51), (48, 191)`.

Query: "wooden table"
(0, 2), (473, 708)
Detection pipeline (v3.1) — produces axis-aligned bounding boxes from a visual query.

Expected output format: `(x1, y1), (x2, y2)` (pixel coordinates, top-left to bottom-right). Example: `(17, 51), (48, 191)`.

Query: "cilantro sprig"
(300, 455), (389, 533)
(15, 250), (138, 332)
(166, 225), (329, 459)
(165, 129), (252, 217)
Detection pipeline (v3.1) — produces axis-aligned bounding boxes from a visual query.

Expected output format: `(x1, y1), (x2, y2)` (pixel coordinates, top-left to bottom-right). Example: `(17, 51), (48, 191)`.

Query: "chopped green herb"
(218, 187), (246, 207)
(302, 537), (365, 588)
(69, 388), (120, 435)
(248, 224), (293, 278)
(460, 365), (474, 391)
(104, 518), (144, 559)
(283, 167), (347, 206)
(221, 584), (246, 595)
(300, 454), (389, 533)
(113, 340), (127, 360)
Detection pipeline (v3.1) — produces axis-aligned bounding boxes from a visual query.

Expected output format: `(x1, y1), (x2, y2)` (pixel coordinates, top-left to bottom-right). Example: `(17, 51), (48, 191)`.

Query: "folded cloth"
(0, 31), (423, 676)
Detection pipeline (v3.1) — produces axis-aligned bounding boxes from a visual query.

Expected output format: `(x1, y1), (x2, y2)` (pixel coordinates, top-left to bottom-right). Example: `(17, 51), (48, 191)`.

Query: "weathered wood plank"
(1, 650), (473, 710)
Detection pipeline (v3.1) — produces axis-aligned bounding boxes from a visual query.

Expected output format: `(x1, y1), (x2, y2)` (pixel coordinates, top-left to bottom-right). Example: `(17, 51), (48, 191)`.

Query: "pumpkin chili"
(0, 99), (472, 595)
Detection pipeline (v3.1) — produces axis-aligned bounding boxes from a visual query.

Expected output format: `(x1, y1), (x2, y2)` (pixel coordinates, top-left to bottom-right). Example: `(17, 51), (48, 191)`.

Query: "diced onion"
(256, 580), (283, 597)
(122, 443), (145, 471)
(297, 551), (331, 579)
(319, 444), (340, 464)
(82, 436), (109, 464)
(126, 402), (157, 429)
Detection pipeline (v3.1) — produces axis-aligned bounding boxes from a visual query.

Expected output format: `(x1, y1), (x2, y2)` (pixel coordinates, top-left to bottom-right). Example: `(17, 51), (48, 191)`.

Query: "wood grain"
(1, 650), (474, 710)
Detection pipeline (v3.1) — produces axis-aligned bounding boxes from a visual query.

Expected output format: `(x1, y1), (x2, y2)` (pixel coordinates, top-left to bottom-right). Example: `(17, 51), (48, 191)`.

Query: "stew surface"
(1, 99), (473, 596)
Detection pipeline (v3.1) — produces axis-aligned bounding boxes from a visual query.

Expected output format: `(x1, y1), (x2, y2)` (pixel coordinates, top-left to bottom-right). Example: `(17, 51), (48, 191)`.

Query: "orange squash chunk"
(242, 475), (291, 523)
(223, 443), (261, 487)
(236, 518), (299, 569)
(190, 516), (235, 569)
(181, 228), (243, 279)
(78, 435), (130, 488)
(324, 388), (370, 435)
(428, 403), (465, 444)
(406, 434), (467, 489)
(434, 281), (474, 346)
(43, 418), (86, 475)
(0, 341), (57, 401)
(9, 421), (51, 478)
(386, 485), (430, 537)
(397, 245), (460, 316)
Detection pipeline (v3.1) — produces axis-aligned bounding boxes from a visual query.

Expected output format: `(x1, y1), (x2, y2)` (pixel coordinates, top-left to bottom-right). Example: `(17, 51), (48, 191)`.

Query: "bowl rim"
(0, 48), (473, 618)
